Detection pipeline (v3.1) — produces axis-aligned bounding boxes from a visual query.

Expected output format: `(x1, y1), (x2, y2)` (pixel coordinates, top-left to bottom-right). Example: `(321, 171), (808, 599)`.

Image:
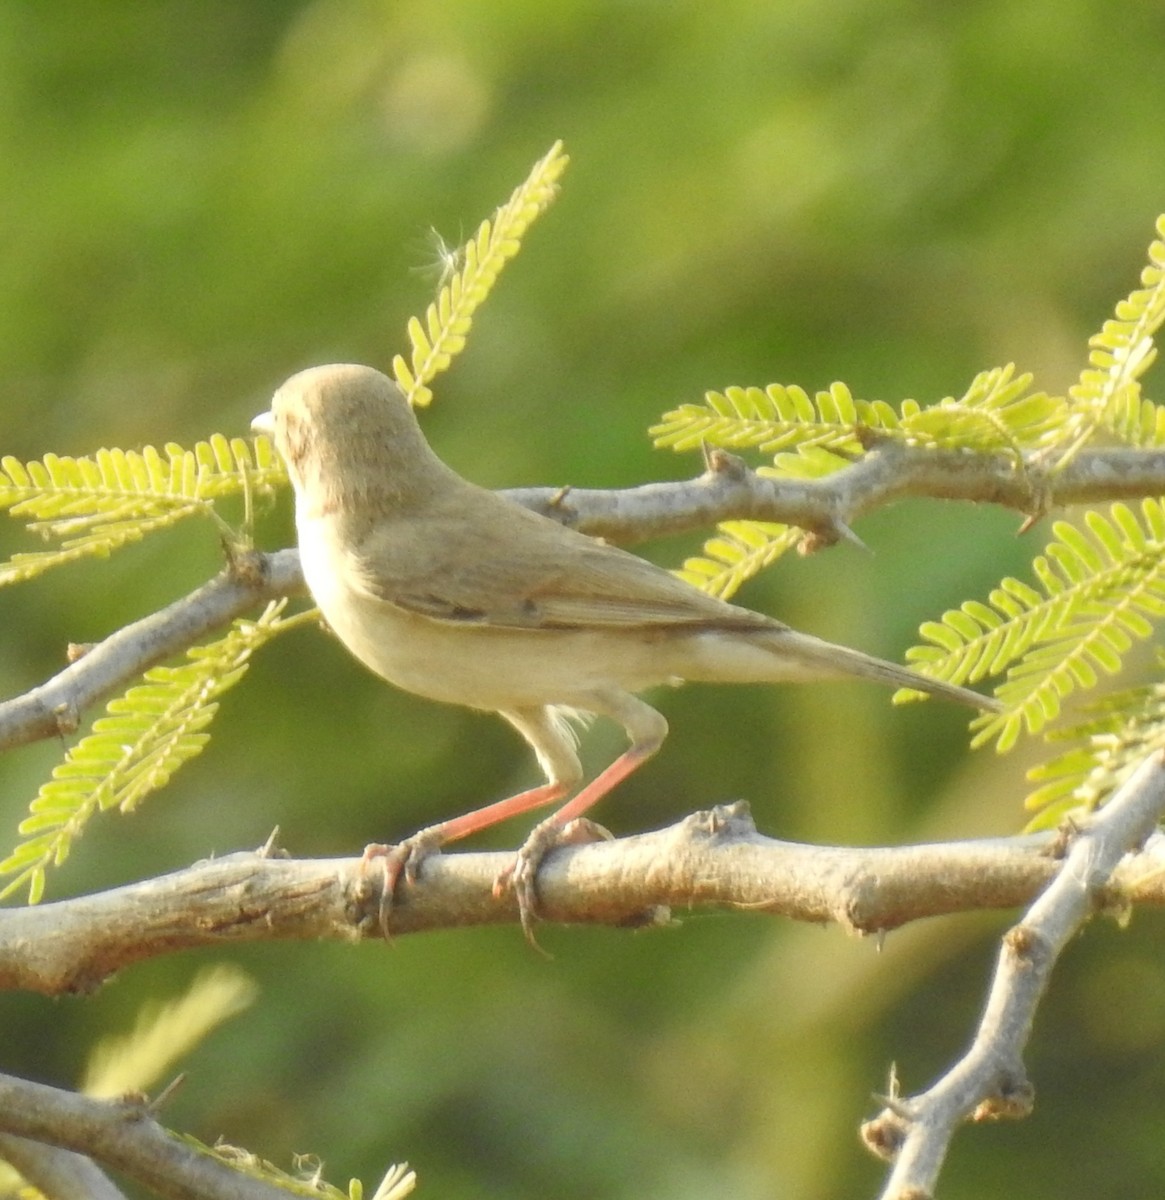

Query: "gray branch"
(0, 1132), (127, 1200)
(863, 750), (1165, 1199)
(503, 442), (1165, 544)
(0, 1071), (334, 1200)
(0, 550), (304, 754)
(4, 805), (1165, 997)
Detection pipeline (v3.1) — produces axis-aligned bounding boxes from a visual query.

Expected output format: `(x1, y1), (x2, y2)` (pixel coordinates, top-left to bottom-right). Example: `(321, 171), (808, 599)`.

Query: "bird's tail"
(682, 626), (1002, 712)
(770, 628), (1001, 712)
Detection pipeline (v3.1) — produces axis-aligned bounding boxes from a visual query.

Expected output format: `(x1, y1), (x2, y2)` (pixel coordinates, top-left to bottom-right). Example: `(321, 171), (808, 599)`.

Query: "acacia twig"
(504, 442), (1165, 544)
(861, 751), (1165, 1200)
(5, 805), (1165, 997)
(0, 550), (303, 754)
(0, 1071), (327, 1200)
(0, 1133), (127, 1200)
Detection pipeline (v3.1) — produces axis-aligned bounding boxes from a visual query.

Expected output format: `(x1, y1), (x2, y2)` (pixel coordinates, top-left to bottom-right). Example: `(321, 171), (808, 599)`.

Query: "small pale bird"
(253, 364), (998, 932)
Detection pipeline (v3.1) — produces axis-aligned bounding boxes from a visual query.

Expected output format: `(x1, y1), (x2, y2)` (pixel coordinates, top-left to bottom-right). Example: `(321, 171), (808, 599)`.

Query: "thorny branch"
(5, 805), (1165, 997)
(504, 442), (1165, 544)
(862, 752), (1165, 1200)
(0, 1071), (350, 1200)
(0, 549), (303, 754)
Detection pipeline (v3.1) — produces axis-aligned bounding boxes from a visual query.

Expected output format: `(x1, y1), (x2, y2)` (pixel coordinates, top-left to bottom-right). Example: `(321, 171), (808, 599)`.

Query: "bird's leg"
(495, 742), (653, 940)
(366, 706), (582, 936)
(497, 692), (669, 942)
(365, 778), (570, 888)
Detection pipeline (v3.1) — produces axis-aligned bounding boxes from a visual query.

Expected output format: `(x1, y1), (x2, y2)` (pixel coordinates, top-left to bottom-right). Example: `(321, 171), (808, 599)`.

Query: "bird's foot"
(362, 828), (446, 938)
(494, 817), (613, 946)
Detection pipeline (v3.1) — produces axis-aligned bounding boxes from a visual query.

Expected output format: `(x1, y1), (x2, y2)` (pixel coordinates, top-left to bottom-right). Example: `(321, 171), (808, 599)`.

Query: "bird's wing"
(351, 490), (780, 633)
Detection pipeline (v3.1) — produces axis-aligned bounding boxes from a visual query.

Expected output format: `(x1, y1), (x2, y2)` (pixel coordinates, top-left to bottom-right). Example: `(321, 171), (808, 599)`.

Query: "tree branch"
(862, 751), (1165, 1200)
(0, 1132), (128, 1200)
(503, 442), (1165, 544)
(0, 1071), (333, 1200)
(0, 549), (303, 754)
(5, 804), (1165, 997)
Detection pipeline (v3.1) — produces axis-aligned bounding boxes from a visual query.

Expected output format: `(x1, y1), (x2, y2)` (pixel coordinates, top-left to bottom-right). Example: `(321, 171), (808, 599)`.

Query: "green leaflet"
(903, 501), (1165, 753)
(0, 601), (308, 904)
(0, 434), (285, 585)
(898, 365), (1062, 455)
(1024, 673), (1165, 830)
(676, 521), (801, 601)
(651, 380), (899, 455)
(1053, 213), (1165, 458)
(392, 140), (568, 408)
(650, 365), (1055, 460)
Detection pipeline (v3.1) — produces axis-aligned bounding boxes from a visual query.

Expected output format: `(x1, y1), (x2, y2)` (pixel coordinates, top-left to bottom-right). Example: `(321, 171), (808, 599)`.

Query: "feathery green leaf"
(898, 364), (1061, 455)
(651, 365), (1060, 479)
(1053, 214), (1165, 456)
(651, 380), (900, 455)
(903, 500), (1165, 752)
(0, 601), (308, 903)
(1024, 674), (1165, 829)
(392, 140), (568, 407)
(675, 520), (801, 600)
(0, 435), (284, 586)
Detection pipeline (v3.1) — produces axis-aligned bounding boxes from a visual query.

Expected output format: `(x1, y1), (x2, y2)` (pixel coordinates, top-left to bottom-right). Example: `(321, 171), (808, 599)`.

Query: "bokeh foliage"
(4, 4), (1165, 1198)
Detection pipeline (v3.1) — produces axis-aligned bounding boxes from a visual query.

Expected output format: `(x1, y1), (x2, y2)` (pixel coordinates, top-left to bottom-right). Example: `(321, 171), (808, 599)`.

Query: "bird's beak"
(251, 411), (275, 437)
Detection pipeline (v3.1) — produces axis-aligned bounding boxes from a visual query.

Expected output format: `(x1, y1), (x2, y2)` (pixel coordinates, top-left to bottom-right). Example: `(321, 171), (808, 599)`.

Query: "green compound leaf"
(903, 500), (1165, 752)
(898, 364), (1062, 455)
(392, 140), (568, 407)
(0, 435), (284, 586)
(651, 380), (901, 456)
(1052, 214), (1165, 458)
(675, 520), (801, 601)
(651, 365), (1060, 480)
(1025, 674), (1165, 830)
(0, 600), (307, 904)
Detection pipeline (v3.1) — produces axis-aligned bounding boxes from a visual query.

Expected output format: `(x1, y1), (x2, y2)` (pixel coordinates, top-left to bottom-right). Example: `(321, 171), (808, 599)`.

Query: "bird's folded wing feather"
(350, 493), (782, 633)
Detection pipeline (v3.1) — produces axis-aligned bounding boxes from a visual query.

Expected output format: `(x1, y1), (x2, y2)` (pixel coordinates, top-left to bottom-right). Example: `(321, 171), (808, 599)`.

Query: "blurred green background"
(3, 2), (1165, 1197)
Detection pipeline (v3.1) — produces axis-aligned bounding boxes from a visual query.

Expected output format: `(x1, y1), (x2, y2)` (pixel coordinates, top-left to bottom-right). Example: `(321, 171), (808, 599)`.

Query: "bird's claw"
(494, 816), (614, 947)
(362, 829), (445, 938)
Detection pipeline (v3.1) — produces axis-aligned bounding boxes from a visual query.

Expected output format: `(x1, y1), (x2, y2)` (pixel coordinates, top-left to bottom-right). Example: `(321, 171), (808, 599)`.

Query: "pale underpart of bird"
(252, 363), (999, 933)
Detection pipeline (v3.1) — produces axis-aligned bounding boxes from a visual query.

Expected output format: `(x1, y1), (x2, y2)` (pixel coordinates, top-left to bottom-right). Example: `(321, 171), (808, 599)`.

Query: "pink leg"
(497, 739), (662, 944)
(425, 780), (571, 843)
(364, 780), (571, 934)
(538, 743), (654, 827)
(370, 694), (667, 943)
(365, 704), (585, 936)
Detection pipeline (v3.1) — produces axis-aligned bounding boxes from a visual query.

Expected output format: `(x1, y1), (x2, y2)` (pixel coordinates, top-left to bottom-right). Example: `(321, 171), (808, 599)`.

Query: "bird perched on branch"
(253, 364), (998, 936)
